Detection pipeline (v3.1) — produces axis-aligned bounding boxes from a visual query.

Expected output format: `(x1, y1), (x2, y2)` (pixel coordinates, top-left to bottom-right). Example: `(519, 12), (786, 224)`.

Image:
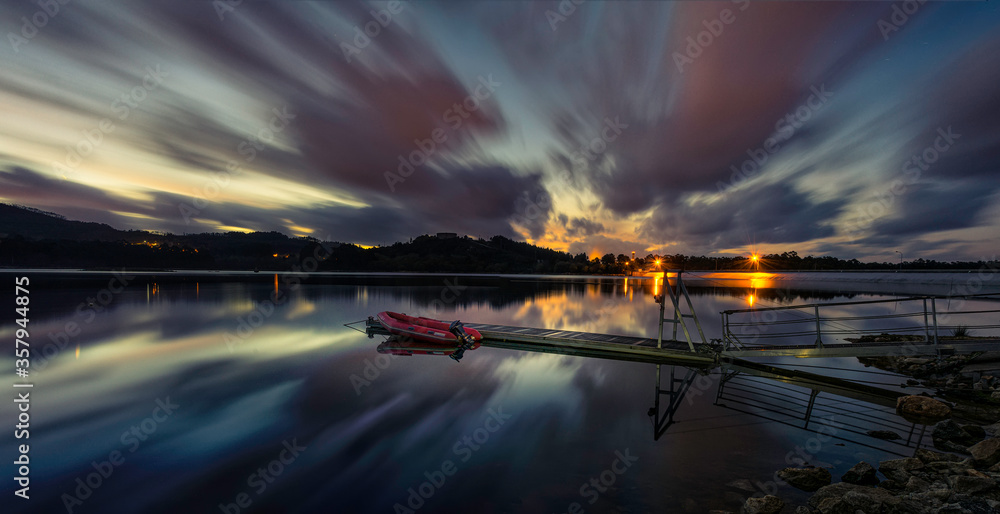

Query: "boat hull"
(377, 337), (482, 356)
(376, 311), (483, 346)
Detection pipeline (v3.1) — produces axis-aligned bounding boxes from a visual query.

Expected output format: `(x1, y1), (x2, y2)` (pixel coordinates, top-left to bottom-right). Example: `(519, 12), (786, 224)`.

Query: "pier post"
(923, 298), (931, 342)
(657, 291), (666, 349)
(720, 312), (728, 350)
(814, 305), (823, 348)
(931, 297), (939, 349)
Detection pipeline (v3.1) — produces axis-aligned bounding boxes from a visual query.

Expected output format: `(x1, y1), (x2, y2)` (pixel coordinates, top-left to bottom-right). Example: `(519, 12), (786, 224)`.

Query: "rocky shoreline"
(722, 337), (1000, 514)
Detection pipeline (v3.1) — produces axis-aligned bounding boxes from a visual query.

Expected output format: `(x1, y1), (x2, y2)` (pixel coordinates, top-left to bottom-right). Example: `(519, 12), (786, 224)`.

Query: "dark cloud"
(639, 181), (845, 252)
(557, 214), (605, 238)
(868, 182), (996, 237)
(1, 1), (999, 259)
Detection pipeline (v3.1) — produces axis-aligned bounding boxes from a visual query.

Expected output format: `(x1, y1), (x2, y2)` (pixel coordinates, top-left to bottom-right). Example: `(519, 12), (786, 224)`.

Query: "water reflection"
(0, 272), (996, 513)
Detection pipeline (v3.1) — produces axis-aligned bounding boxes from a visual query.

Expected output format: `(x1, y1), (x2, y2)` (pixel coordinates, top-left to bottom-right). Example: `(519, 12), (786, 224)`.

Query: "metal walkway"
(366, 318), (717, 365)
(361, 273), (1000, 364)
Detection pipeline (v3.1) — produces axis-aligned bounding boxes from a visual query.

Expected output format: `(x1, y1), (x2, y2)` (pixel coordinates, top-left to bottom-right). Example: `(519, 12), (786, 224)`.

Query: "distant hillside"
(1, 203), (994, 272)
(0, 203), (124, 241)
(0, 204), (335, 270)
(320, 235), (595, 274)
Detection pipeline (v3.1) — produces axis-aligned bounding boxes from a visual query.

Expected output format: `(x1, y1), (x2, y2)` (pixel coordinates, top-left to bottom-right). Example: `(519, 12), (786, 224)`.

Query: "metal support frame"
(656, 270), (707, 352)
(931, 297), (939, 349)
(649, 364), (698, 440)
(923, 298), (931, 342)
(814, 305), (823, 348)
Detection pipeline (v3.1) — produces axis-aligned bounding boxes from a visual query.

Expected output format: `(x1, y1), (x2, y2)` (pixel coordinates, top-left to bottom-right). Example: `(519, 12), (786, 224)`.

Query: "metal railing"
(720, 293), (1000, 352)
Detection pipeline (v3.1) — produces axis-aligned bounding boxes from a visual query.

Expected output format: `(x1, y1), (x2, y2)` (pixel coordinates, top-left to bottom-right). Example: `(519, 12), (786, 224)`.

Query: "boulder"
(934, 419), (981, 447)
(925, 460), (972, 475)
(968, 437), (1000, 469)
(878, 457), (925, 482)
(808, 483), (900, 513)
(743, 495), (784, 514)
(897, 395), (951, 421)
(778, 467), (832, 492)
(964, 425), (987, 440)
(867, 429), (902, 440)
(935, 439), (972, 455)
(904, 475), (930, 493)
(841, 461), (879, 486)
(915, 448), (964, 464)
(726, 479), (756, 493)
(950, 475), (996, 494)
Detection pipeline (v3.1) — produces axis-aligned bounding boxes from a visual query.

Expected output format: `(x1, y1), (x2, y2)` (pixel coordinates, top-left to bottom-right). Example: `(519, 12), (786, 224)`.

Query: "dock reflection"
(648, 361), (933, 455)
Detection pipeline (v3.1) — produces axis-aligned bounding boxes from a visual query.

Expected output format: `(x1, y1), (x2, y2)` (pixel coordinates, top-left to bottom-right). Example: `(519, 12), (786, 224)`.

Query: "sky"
(1, 1), (999, 262)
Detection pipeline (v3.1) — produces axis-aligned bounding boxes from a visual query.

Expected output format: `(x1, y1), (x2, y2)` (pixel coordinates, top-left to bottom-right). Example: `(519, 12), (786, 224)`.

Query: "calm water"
(2, 271), (999, 513)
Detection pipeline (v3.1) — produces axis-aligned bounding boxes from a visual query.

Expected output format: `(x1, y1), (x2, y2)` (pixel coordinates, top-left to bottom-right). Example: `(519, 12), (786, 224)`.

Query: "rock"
(841, 461), (879, 486)
(778, 467), (832, 492)
(905, 475), (931, 492)
(897, 395), (952, 421)
(984, 422), (1000, 437)
(916, 448), (965, 464)
(793, 507), (811, 514)
(992, 391), (1000, 400)
(723, 491), (747, 505)
(945, 495), (1000, 514)
(726, 479), (756, 493)
(892, 498), (940, 513)
(935, 439), (972, 455)
(935, 419), (982, 447)
(743, 495), (784, 514)
(878, 478), (906, 492)
(868, 429), (903, 440)
(808, 483), (900, 513)
(966, 468), (990, 478)
(879, 457), (925, 482)
(926, 460), (972, 475)
(969, 438), (1000, 468)
(963, 425), (987, 440)
(949, 475), (997, 494)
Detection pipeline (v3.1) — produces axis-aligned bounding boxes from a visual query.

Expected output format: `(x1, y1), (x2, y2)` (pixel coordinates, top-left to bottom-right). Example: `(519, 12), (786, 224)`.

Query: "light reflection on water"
(1, 272), (998, 513)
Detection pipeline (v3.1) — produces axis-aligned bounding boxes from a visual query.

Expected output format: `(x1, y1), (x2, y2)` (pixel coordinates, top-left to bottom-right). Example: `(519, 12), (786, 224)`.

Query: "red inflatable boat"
(377, 337), (481, 357)
(376, 311), (483, 346)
